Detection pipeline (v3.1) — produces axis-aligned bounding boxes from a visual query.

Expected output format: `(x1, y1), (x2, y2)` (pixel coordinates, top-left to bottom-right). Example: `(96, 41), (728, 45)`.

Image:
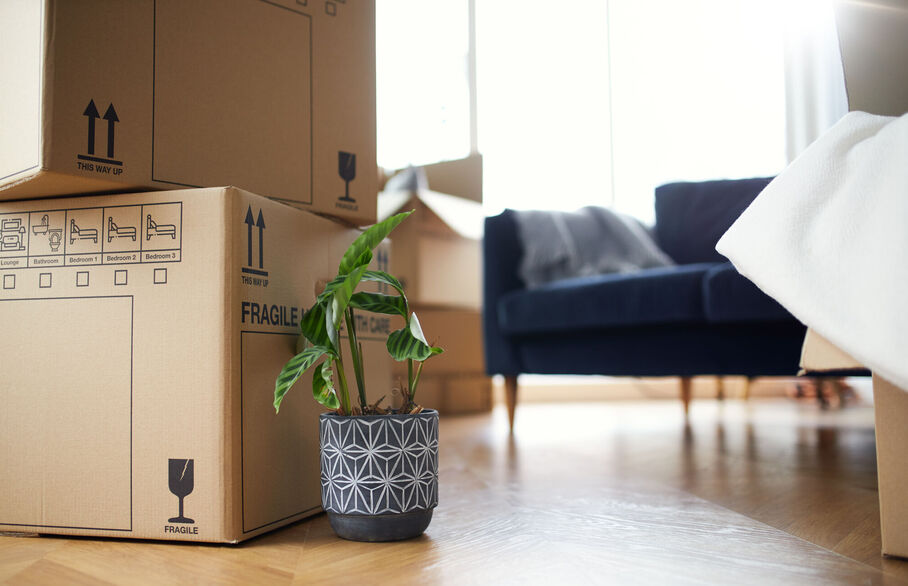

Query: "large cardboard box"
(0, 187), (392, 543)
(378, 189), (483, 309)
(800, 329), (907, 558)
(0, 0), (376, 225)
(390, 308), (492, 414)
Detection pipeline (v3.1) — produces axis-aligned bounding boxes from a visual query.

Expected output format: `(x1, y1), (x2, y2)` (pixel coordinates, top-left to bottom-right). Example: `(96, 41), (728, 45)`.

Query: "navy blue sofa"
(483, 178), (812, 428)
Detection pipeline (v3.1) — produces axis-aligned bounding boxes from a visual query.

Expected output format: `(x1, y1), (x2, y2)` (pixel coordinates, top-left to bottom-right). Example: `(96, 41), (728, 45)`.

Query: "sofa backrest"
(654, 177), (773, 264)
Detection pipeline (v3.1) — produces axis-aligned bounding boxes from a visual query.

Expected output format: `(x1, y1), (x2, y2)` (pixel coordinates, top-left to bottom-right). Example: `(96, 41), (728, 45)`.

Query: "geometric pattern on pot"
(319, 411), (439, 515)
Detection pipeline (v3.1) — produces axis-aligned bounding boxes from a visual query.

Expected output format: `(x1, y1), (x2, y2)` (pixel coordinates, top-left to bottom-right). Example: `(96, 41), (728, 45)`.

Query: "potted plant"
(273, 211), (444, 542)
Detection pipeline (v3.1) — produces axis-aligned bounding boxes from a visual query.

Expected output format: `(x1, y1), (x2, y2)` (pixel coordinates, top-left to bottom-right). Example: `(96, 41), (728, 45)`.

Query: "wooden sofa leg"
(742, 377), (753, 401)
(716, 376), (725, 401)
(681, 377), (692, 416)
(505, 376), (518, 432)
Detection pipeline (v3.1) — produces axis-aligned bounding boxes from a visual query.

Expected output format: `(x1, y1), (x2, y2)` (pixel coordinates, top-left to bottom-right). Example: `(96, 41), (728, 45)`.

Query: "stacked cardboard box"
(799, 330), (908, 559)
(0, 1), (380, 543)
(380, 159), (492, 415)
(0, 0), (376, 225)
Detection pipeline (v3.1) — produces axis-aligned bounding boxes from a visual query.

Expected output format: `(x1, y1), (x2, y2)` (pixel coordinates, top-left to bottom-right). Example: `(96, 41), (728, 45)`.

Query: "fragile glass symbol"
(338, 151), (356, 202)
(168, 458), (195, 524)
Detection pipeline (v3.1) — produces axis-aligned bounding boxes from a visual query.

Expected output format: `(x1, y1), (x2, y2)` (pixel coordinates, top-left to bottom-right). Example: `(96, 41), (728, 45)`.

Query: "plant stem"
(334, 356), (352, 415)
(345, 308), (367, 410)
(407, 359), (414, 406)
(411, 361), (425, 403)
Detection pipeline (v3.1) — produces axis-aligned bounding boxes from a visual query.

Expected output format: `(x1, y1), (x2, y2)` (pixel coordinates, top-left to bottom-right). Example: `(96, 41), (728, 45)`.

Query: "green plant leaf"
(387, 326), (442, 362)
(300, 302), (329, 347)
(349, 292), (407, 316)
(312, 361), (339, 409)
(361, 270), (406, 297)
(338, 211), (413, 274)
(329, 264), (369, 332)
(325, 300), (339, 351)
(295, 333), (308, 354)
(274, 345), (334, 412)
(316, 275), (346, 304)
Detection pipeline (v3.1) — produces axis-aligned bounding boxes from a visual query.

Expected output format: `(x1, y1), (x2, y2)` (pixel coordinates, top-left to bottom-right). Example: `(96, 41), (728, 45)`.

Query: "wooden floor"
(3, 397), (907, 585)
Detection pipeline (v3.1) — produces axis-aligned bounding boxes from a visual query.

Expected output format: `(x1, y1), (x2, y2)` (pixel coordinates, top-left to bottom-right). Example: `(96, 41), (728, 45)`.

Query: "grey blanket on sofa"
(513, 206), (674, 289)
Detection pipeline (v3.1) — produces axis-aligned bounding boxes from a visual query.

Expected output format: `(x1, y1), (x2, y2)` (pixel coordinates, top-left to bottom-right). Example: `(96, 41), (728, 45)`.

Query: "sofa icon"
(146, 215), (176, 240)
(69, 219), (98, 245)
(0, 218), (26, 252)
(107, 217), (137, 243)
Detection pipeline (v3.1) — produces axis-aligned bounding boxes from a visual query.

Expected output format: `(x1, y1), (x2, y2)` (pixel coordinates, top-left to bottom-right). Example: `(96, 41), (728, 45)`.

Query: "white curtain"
(781, 0), (849, 161)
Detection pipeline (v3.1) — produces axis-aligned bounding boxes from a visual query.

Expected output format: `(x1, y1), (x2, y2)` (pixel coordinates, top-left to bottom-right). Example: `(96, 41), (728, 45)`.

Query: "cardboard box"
(406, 374), (493, 415)
(390, 308), (492, 414)
(0, 0), (377, 225)
(0, 187), (392, 543)
(835, 0), (908, 117)
(392, 308), (485, 374)
(799, 329), (907, 558)
(378, 189), (483, 309)
(420, 154), (484, 203)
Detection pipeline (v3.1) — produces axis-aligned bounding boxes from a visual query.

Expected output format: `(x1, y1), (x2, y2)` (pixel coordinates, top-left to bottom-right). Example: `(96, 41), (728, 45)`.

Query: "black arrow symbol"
(244, 206), (255, 267)
(103, 103), (119, 159)
(83, 100), (100, 155)
(256, 210), (266, 269)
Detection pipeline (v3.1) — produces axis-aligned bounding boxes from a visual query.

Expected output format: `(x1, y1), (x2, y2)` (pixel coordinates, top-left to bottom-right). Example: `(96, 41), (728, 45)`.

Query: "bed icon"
(70, 219), (98, 245)
(107, 217), (136, 243)
(146, 215), (176, 240)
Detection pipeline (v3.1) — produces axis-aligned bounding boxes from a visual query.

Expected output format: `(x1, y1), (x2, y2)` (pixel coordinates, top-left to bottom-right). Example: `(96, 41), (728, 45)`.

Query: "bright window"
(376, 0), (471, 170)
(377, 1), (790, 222)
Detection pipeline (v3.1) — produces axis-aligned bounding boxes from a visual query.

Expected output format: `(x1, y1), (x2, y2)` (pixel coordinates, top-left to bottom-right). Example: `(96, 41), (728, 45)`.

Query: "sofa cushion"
(654, 177), (773, 264)
(498, 263), (717, 335)
(702, 263), (794, 323)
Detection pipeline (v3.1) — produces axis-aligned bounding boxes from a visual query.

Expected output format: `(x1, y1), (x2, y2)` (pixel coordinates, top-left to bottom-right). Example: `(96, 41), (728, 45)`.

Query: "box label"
(0, 203), (182, 270)
(163, 458), (199, 536)
(75, 100), (125, 175)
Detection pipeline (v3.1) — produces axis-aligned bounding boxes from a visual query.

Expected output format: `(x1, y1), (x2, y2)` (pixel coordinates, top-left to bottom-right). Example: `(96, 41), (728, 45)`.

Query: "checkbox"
(39, 273), (52, 288)
(76, 271), (89, 287)
(2, 274), (14, 290)
(154, 268), (167, 285)
(114, 270), (128, 286)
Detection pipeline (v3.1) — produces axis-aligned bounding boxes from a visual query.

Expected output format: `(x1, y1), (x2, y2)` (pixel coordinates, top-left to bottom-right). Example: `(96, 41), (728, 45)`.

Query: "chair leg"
(716, 376), (725, 401)
(742, 376), (753, 400)
(681, 376), (692, 416)
(505, 375), (518, 433)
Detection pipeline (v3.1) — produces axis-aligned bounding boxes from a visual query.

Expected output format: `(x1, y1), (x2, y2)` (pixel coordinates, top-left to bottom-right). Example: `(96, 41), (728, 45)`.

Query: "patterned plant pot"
(319, 409), (439, 542)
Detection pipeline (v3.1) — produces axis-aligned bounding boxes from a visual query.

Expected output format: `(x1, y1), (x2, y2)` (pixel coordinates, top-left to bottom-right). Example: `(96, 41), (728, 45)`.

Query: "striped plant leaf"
(386, 323), (444, 362)
(274, 345), (334, 412)
(299, 302), (329, 347)
(328, 264), (369, 332)
(316, 275), (346, 304)
(349, 292), (407, 317)
(338, 211), (412, 274)
(362, 270), (406, 296)
(312, 361), (339, 409)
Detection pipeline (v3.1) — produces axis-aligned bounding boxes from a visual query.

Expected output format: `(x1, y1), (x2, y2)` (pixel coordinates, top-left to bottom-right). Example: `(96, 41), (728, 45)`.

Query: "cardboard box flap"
(378, 188), (483, 240)
(799, 328), (864, 373)
(420, 154), (483, 203)
(0, 0), (42, 183)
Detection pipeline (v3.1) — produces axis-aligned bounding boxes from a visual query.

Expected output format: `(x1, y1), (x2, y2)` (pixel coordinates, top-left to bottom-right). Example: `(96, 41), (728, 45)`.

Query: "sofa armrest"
(483, 210), (525, 375)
